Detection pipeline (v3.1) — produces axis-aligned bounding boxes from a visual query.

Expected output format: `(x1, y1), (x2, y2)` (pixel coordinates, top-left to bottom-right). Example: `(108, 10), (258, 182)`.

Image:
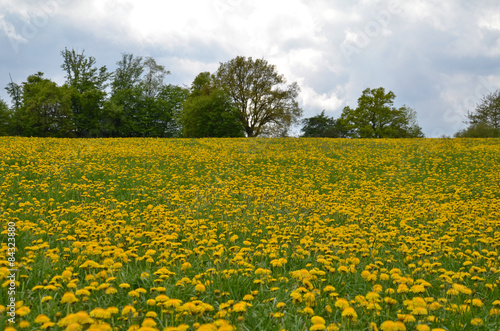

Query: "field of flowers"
(0, 137), (499, 331)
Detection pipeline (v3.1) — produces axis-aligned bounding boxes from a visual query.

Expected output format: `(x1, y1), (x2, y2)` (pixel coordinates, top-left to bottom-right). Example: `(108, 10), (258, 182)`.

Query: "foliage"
(454, 122), (498, 138)
(341, 87), (424, 138)
(8, 73), (75, 137)
(61, 48), (112, 137)
(1, 137), (499, 330)
(0, 99), (13, 136)
(108, 53), (186, 137)
(181, 72), (245, 138)
(301, 110), (349, 138)
(214, 56), (302, 137)
(455, 89), (500, 137)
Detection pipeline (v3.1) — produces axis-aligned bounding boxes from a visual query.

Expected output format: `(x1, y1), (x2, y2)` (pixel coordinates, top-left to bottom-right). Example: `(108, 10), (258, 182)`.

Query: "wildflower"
(155, 294), (169, 302)
(90, 308), (111, 319)
(18, 320), (30, 328)
(341, 307), (357, 320)
(74, 311), (94, 324)
(60, 292), (79, 304)
(35, 314), (51, 324)
(326, 323), (340, 331)
(164, 299), (183, 308)
(64, 323), (82, 331)
(233, 302), (248, 313)
(62, 270), (73, 280)
(16, 306), (31, 317)
(276, 302), (286, 308)
(195, 283), (206, 292)
(311, 316), (326, 324)
(141, 318), (157, 327)
(122, 305), (137, 316)
(334, 298), (350, 309)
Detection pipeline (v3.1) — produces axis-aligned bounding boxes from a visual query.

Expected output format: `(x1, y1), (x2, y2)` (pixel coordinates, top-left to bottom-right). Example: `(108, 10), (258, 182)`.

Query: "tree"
(181, 72), (245, 138)
(340, 87), (424, 138)
(61, 48), (111, 137)
(455, 89), (500, 137)
(12, 72), (75, 137)
(109, 53), (186, 137)
(213, 56), (302, 137)
(0, 98), (13, 136)
(301, 110), (349, 138)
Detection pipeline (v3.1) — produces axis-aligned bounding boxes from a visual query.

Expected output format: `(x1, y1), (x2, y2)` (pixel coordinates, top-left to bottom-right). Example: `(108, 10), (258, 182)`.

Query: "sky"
(1, 0), (499, 137)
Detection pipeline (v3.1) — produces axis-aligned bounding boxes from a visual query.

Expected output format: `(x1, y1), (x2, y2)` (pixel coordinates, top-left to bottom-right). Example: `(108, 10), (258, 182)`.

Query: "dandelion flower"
(60, 292), (79, 304)
(195, 283), (206, 292)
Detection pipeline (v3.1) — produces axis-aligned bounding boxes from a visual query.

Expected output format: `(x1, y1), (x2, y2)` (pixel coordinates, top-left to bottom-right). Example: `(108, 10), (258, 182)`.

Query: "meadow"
(0, 137), (499, 331)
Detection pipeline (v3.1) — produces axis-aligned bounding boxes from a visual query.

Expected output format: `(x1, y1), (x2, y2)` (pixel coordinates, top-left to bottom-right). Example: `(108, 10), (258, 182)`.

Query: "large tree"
(109, 53), (186, 137)
(181, 72), (244, 138)
(340, 87), (424, 138)
(61, 48), (111, 137)
(455, 89), (500, 137)
(213, 56), (302, 137)
(11, 72), (75, 137)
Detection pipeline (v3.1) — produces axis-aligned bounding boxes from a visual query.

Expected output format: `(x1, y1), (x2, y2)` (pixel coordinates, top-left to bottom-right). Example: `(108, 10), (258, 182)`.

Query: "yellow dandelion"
(105, 287), (117, 294)
(122, 305), (137, 316)
(65, 323), (82, 331)
(195, 283), (206, 292)
(141, 318), (157, 327)
(60, 292), (79, 304)
(311, 316), (326, 325)
(155, 294), (169, 302)
(35, 314), (51, 324)
(341, 307), (357, 319)
(334, 298), (350, 309)
(90, 308), (111, 319)
(145, 311), (157, 318)
(16, 306), (31, 317)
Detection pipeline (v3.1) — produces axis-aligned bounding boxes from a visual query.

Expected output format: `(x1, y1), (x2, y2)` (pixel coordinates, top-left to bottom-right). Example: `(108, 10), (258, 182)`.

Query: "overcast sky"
(1, 0), (499, 137)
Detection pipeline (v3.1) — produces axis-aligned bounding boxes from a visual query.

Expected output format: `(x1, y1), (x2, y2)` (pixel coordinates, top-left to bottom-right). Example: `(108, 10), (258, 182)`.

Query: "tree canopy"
(213, 56), (302, 137)
(301, 110), (348, 138)
(181, 72), (244, 138)
(340, 87), (424, 138)
(455, 89), (500, 137)
(0, 50), (436, 139)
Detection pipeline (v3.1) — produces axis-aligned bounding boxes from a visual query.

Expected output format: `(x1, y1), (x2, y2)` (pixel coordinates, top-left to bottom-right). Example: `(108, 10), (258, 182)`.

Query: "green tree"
(181, 72), (244, 138)
(213, 56), (302, 137)
(61, 48), (111, 137)
(12, 72), (75, 137)
(455, 89), (500, 137)
(109, 53), (186, 137)
(340, 87), (424, 138)
(0, 98), (13, 136)
(301, 110), (349, 138)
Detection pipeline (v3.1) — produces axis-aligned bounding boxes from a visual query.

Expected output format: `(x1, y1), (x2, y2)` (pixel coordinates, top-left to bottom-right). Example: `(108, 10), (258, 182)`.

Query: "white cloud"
(1, 0), (500, 136)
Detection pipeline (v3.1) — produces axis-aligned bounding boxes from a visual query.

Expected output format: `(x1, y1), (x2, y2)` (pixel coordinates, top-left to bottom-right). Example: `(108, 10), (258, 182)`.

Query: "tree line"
(1, 48), (496, 138)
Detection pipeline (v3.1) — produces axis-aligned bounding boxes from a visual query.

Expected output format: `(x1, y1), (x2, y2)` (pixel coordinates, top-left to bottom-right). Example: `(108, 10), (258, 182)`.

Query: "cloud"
(0, 0), (500, 137)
